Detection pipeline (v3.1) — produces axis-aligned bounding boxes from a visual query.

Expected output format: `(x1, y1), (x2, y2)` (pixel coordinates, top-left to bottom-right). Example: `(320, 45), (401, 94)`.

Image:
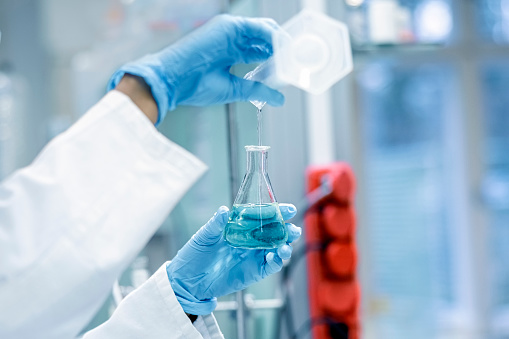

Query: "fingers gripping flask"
(224, 146), (287, 249)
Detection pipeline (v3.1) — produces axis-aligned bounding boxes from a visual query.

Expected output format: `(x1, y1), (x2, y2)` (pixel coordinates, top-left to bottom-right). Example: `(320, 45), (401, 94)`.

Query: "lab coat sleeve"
(83, 263), (224, 339)
(0, 91), (208, 338)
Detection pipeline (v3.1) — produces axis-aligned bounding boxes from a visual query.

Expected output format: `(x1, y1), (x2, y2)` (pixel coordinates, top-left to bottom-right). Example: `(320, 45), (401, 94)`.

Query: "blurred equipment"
(345, 0), (453, 48)
(304, 163), (359, 339)
(0, 67), (28, 180)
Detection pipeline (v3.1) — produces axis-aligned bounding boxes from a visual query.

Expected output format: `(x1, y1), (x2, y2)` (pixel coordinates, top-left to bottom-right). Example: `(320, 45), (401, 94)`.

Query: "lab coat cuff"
(157, 262), (224, 339)
(194, 314), (224, 339)
(153, 263), (201, 337)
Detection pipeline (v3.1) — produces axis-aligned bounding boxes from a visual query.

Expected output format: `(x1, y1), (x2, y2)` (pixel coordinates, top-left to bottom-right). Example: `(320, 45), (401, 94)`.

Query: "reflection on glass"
(359, 61), (455, 338)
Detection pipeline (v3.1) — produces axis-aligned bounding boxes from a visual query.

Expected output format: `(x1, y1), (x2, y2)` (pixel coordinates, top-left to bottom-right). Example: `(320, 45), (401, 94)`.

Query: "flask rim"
(245, 145), (270, 152)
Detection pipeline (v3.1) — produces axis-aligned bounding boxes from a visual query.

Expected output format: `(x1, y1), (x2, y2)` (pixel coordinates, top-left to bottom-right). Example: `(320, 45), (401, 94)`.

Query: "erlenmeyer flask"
(224, 145), (287, 249)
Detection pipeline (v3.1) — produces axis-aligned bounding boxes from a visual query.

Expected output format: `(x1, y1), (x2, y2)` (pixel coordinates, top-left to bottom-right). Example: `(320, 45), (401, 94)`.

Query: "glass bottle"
(224, 145), (287, 249)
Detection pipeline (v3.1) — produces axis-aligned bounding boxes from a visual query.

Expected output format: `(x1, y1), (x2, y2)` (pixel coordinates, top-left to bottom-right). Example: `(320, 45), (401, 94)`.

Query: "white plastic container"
(245, 9), (353, 109)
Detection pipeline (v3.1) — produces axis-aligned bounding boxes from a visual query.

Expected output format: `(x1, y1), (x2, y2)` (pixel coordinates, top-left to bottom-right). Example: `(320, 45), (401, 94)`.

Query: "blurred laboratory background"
(1, 0), (509, 338)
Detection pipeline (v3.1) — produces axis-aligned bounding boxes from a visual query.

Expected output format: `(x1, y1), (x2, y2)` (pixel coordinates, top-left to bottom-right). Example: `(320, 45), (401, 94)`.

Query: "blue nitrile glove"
(166, 203), (301, 315)
(107, 14), (285, 125)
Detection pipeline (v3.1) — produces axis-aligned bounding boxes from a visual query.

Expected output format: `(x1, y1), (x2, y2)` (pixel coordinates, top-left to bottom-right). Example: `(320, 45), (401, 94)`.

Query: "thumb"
(192, 206), (229, 246)
(228, 76), (285, 107)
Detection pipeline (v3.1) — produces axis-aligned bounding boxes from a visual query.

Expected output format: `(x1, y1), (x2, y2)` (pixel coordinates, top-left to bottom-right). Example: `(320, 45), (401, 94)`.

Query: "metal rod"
(215, 300), (238, 312)
(235, 290), (247, 339)
(244, 295), (284, 310)
(215, 297), (285, 312)
(225, 92), (239, 200)
(222, 0), (247, 334)
(225, 101), (246, 339)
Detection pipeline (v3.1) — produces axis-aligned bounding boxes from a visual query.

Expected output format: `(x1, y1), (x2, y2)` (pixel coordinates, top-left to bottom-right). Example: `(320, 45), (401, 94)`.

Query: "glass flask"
(224, 146), (287, 249)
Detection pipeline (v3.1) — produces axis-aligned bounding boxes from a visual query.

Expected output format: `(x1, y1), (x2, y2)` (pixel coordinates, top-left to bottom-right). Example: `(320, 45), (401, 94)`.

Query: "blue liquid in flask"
(225, 203), (287, 249)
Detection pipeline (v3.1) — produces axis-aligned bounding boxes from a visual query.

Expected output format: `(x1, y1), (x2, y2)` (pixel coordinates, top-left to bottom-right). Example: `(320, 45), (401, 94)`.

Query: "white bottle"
(245, 9), (353, 109)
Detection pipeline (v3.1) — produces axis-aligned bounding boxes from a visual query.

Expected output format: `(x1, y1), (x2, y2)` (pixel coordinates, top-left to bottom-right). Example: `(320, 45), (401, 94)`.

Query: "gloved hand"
(107, 14), (285, 125)
(166, 203), (301, 315)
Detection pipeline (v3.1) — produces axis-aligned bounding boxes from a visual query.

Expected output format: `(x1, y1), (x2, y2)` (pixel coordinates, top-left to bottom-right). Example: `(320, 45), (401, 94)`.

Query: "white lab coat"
(0, 91), (223, 338)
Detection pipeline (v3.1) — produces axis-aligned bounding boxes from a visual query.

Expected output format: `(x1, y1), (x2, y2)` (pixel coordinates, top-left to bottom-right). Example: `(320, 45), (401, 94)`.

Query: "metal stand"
(216, 295), (285, 339)
(225, 102), (248, 339)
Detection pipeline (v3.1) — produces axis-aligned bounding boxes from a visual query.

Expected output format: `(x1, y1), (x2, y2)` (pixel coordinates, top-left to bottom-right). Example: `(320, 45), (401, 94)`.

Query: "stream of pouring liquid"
(257, 107), (263, 231)
(257, 108), (262, 146)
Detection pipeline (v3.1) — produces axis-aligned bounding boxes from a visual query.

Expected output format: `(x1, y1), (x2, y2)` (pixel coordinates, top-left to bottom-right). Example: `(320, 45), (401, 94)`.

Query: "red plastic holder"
(305, 162), (360, 339)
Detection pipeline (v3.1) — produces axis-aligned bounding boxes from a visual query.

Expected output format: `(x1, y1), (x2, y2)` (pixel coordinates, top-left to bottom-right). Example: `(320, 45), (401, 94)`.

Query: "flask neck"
(233, 145), (276, 205)
(246, 148), (268, 174)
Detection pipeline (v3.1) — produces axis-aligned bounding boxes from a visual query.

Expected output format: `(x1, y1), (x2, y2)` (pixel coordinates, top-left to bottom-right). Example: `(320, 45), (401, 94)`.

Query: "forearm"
(115, 74), (159, 125)
(0, 92), (206, 338)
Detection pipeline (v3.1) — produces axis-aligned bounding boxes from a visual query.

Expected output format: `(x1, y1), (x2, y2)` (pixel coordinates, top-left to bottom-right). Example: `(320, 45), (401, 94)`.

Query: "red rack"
(305, 163), (360, 339)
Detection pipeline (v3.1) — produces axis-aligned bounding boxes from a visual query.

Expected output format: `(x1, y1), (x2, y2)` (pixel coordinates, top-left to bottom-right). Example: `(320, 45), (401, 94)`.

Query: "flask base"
(224, 203), (288, 249)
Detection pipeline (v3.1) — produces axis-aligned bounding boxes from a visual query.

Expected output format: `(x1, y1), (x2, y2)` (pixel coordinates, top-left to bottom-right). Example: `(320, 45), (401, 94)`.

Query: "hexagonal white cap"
(273, 9), (353, 94)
